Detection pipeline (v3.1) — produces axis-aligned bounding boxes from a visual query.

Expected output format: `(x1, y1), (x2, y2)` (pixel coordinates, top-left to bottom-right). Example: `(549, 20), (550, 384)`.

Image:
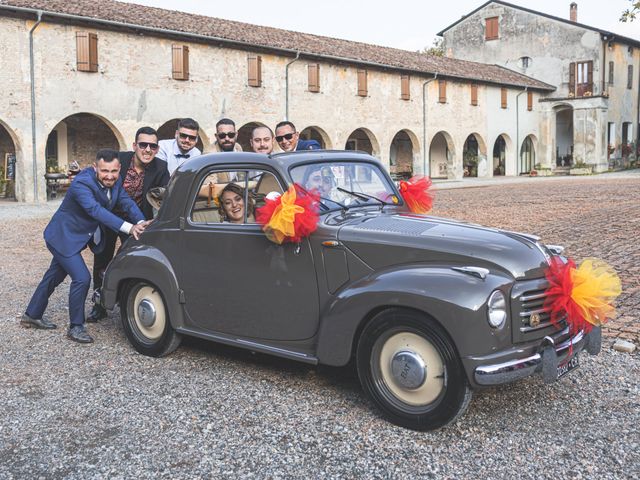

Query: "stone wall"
(0, 15), (544, 201)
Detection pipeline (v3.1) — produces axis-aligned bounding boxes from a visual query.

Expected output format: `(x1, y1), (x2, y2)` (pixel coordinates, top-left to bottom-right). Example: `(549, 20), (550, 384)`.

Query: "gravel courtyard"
(1, 173), (638, 479)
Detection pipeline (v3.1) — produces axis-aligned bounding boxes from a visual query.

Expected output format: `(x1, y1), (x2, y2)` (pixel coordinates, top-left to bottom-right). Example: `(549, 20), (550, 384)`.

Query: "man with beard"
(157, 117), (201, 174)
(22, 150), (148, 343)
(212, 118), (242, 152)
(87, 127), (169, 322)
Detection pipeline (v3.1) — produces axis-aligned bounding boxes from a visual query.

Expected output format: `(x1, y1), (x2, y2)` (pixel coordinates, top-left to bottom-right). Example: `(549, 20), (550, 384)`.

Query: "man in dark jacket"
(87, 126), (169, 322)
(274, 121), (321, 152)
(22, 149), (147, 343)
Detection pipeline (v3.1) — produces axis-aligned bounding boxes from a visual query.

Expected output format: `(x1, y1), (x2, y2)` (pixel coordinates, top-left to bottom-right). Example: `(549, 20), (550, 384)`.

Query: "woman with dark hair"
(218, 183), (255, 223)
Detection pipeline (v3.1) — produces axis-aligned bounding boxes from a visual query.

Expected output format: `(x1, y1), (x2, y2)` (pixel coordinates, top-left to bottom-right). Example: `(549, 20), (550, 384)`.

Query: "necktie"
(176, 153), (190, 159)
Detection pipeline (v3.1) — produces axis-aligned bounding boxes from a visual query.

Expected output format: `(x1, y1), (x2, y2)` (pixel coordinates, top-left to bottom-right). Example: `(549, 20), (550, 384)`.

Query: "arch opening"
(520, 135), (537, 174)
(0, 121), (18, 200)
(492, 135), (509, 176)
(389, 130), (416, 181)
(429, 131), (455, 179)
(555, 105), (573, 167)
(300, 126), (331, 149)
(345, 128), (380, 157)
(45, 113), (122, 172)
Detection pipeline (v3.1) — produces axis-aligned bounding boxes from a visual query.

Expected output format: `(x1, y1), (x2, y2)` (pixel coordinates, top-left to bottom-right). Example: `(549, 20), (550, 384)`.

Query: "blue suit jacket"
(44, 167), (145, 257)
(296, 139), (322, 151)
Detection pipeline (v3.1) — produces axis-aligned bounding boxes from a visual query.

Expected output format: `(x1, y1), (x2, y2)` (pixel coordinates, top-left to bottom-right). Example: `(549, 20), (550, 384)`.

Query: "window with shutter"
(527, 91), (533, 111)
(574, 61), (593, 96)
(438, 80), (447, 103)
(628, 65), (634, 90)
(357, 69), (368, 97)
(172, 45), (189, 81)
(76, 32), (98, 72)
(308, 64), (320, 92)
(569, 62), (576, 96)
(609, 61), (614, 85)
(485, 17), (499, 40)
(501, 88), (507, 109)
(248, 55), (262, 87)
(470, 84), (478, 106)
(401, 74), (410, 100)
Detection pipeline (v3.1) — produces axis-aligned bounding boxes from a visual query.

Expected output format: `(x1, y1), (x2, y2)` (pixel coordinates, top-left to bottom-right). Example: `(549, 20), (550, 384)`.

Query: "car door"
(177, 167), (320, 341)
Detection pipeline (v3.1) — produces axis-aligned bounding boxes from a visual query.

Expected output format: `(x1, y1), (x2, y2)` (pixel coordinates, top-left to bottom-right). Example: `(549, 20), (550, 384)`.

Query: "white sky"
(118, 0), (640, 51)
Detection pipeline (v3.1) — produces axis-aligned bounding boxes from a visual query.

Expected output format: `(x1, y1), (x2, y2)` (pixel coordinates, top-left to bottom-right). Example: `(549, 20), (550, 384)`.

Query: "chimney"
(570, 2), (578, 22)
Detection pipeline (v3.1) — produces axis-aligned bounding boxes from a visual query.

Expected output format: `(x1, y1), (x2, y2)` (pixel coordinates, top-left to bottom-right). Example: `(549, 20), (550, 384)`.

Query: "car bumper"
(472, 326), (601, 387)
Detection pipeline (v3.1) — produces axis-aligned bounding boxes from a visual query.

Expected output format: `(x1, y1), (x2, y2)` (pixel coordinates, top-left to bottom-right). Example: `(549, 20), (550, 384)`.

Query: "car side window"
(190, 170), (283, 225)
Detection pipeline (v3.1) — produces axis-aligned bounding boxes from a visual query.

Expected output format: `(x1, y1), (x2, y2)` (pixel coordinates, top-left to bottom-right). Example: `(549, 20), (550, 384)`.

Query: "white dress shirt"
(156, 139), (201, 175)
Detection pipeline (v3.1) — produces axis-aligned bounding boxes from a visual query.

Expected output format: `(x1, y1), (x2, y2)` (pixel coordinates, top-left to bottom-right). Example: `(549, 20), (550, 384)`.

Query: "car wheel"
(120, 280), (181, 357)
(357, 309), (472, 431)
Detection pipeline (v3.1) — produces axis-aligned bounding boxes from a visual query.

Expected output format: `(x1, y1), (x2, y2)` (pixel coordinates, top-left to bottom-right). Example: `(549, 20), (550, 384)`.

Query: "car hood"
(334, 212), (550, 280)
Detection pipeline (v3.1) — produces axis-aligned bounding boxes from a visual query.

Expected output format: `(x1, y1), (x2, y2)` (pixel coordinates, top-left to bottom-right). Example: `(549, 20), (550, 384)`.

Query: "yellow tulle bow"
(570, 258), (622, 326)
(265, 187), (304, 244)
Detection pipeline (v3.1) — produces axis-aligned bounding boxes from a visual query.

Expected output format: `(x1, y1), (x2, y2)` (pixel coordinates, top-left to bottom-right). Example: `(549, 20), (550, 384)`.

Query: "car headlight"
(487, 290), (507, 329)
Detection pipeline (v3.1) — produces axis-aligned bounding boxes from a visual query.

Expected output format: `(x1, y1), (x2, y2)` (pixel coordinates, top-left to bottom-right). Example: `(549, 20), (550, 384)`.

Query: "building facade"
(440, 0), (640, 173)
(1, 0), (554, 202)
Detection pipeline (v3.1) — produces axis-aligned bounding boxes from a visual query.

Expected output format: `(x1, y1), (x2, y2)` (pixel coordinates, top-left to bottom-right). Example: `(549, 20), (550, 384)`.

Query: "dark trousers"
(26, 243), (91, 326)
(92, 227), (128, 291)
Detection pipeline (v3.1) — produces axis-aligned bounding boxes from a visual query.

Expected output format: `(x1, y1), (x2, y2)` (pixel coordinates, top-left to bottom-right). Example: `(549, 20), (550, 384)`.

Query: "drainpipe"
(30, 10), (43, 202)
(516, 87), (528, 173)
(422, 73), (438, 176)
(284, 51), (301, 121)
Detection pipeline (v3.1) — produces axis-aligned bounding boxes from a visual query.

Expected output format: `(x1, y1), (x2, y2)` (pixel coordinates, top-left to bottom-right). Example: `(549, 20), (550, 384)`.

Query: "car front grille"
(510, 278), (566, 343)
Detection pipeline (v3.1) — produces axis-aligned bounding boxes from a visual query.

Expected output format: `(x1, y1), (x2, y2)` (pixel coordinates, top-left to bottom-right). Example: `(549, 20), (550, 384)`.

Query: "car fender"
(316, 265), (513, 366)
(101, 245), (185, 329)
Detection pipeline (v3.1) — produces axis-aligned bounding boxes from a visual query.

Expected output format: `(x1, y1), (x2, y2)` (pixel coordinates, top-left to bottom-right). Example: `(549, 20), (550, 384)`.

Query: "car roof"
(178, 150), (383, 178)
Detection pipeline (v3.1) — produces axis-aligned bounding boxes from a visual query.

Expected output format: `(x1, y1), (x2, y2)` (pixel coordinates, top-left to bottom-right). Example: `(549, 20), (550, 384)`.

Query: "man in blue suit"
(274, 121), (322, 152)
(22, 149), (148, 343)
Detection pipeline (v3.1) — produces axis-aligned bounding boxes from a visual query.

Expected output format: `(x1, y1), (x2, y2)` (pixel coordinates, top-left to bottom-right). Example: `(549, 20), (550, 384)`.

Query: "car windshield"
(289, 161), (398, 211)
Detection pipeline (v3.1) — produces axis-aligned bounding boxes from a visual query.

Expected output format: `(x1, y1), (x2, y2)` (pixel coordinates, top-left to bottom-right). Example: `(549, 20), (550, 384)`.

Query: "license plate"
(557, 355), (579, 379)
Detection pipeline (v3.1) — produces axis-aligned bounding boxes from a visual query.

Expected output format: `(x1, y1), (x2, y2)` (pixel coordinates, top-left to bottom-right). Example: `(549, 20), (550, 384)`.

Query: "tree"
(420, 37), (444, 57)
(620, 0), (639, 22)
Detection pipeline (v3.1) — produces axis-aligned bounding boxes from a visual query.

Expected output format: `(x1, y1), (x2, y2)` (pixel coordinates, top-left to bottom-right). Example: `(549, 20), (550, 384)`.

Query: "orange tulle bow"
(543, 257), (621, 334)
(398, 176), (434, 214)
(255, 184), (320, 244)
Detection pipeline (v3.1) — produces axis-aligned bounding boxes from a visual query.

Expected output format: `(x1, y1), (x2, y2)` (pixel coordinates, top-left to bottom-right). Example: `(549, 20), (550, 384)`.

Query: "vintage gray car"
(101, 151), (602, 430)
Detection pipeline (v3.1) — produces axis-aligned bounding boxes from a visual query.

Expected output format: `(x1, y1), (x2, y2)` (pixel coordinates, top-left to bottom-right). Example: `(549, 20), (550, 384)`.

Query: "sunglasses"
(217, 132), (237, 139)
(275, 133), (296, 142)
(137, 142), (159, 150)
(179, 132), (198, 141)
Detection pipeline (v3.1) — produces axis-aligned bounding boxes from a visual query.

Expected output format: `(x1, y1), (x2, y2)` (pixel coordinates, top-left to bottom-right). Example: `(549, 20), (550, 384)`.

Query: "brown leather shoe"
(20, 313), (57, 330)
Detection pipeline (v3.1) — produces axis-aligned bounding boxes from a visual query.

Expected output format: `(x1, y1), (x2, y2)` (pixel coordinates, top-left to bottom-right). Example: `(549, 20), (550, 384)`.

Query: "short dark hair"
(216, 118), (236, 129)
(177, 118), (199, 132)
(251, 125), (273, 139)
(95, 148), (119, 163)
(275, 121), (296, 133)
(135, 126), (158, 143)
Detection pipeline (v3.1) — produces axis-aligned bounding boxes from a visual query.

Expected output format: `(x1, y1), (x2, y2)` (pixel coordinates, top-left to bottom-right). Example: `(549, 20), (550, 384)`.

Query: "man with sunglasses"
(274, 121), (321, 152)
(87, 126), (169, 322)
(212, 118), (242, 152)
(157, 117), (201, 174)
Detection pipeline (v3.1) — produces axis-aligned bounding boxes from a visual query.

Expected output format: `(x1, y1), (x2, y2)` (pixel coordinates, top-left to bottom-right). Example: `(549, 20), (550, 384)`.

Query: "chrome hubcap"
(391, 350), (427, 390)
(137, 299), (156, 328)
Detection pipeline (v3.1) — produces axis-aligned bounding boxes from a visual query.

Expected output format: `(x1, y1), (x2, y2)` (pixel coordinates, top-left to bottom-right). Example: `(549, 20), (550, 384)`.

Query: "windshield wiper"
(337, 187), (387, 211)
